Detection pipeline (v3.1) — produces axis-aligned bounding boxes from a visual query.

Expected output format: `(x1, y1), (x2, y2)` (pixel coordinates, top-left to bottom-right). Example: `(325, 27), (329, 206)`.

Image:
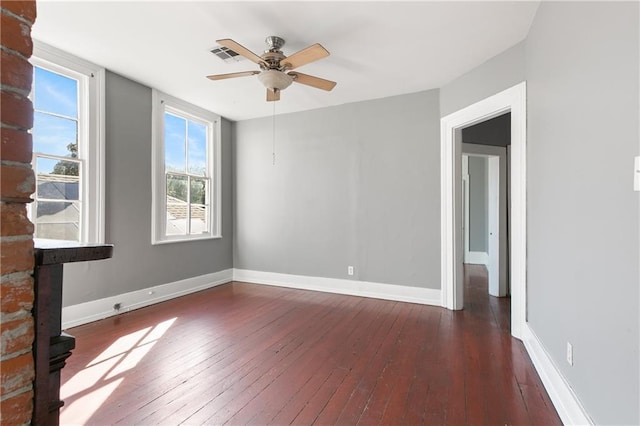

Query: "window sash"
(30, 41), (105, 244)
(31, 63), (84, 241)
(165, 172), (211, 236)
(151, 90), (221, 245)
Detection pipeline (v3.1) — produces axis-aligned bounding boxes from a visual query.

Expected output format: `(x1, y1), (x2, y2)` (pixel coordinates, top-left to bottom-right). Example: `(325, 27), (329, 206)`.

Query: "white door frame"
(440, 82), (527, 339)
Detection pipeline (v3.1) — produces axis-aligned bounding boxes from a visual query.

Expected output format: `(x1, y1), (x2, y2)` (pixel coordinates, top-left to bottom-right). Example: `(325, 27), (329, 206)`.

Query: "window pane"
(33, 112), (78, 156)
(166, 174), (187, 202)
(188, 121), (207, 176)
(35, 201), (80, 241)
(165, 113), (186, 173)
(166, 174), (187, 236)
(34, 67), (78, 118)
(36, 157), (80, 200)
(190, 205), (208, 235)
(189, 178), (207, 205)
(189, 178), (208, 235)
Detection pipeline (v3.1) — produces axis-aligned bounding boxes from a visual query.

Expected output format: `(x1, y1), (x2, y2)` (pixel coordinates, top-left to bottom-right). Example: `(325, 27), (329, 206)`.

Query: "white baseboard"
(522, 324), (593, 425)
(62, 268), (440, 329)
(61, 269), (233, 329)
(233, 269), (441, 306)
(465, 251), (488, 265)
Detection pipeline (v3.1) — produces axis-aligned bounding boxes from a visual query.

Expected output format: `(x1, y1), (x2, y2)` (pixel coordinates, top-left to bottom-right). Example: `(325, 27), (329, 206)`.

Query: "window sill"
(151, 234), (222, 245)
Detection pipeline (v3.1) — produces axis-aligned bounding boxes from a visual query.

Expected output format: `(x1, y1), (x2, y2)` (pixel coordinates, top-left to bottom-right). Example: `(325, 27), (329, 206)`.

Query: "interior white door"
(487, 156), (499, 296)
(487, 152), (508, 297)
(462, 155), (470, 261)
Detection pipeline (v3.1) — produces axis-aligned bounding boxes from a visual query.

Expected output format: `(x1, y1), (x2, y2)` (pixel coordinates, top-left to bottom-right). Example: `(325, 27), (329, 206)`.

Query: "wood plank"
(310, 302), (405, 425)
(187, 294), (366, 425)
(355, 304), (425, 425)
(332, 302), (413, 425)
(246, 298), (392, 425)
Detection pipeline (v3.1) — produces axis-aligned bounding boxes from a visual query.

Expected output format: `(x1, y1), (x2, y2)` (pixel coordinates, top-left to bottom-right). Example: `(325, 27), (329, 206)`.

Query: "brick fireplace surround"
(0, 1), (38, 424)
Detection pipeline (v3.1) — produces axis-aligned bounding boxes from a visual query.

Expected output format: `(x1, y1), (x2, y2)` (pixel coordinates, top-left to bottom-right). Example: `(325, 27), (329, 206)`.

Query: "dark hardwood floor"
(60, 265), (561, 425)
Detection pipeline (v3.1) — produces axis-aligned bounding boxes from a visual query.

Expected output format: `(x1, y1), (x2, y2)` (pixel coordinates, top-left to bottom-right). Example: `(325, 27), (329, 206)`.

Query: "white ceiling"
(32, 1), (540, 121)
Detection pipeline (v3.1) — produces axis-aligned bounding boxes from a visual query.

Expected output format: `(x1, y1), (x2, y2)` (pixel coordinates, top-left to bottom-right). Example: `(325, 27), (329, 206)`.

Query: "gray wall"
(467, 156), (487, 253)
(440, 41), (525, 117)
(525, 2), (639, 424)
(62, 71), (234, 306)
(234, 90), (441, 289)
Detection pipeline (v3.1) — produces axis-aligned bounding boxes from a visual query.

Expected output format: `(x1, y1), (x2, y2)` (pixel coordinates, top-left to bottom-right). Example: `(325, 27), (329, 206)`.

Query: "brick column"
(0, 1), (37, 424)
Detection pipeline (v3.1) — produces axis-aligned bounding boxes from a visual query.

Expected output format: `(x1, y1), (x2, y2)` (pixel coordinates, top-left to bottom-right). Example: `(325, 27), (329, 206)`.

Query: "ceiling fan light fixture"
(258, 69), (293, 91)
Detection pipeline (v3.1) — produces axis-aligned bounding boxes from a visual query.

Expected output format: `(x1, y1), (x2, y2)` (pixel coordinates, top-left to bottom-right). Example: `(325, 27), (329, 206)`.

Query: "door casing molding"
(440, 82), (527, 339)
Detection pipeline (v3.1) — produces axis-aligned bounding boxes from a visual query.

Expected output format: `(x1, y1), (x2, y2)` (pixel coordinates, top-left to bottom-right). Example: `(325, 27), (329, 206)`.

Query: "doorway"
(440, 82), (527, 339)
(462, 144), (509, 298)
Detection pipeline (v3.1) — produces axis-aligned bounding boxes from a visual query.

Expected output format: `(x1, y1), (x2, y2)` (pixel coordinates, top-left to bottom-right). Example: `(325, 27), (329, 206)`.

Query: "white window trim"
(151, 90), (221, 245)
(31, 40), (106, 244)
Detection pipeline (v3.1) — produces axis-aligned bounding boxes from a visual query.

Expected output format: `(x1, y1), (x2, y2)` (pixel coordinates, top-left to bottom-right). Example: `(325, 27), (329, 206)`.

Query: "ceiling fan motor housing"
(265, 36), (286, 51)
(260, 36), (287, 71)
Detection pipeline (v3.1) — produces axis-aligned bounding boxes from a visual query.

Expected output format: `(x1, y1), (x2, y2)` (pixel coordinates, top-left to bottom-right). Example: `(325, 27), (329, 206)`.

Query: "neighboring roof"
(166, 195), (206, 221)
(37, 174), (79, 201)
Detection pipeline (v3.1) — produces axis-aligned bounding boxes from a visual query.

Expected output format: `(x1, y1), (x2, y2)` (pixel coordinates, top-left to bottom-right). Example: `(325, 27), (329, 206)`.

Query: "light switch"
(635, 156), (640, 191)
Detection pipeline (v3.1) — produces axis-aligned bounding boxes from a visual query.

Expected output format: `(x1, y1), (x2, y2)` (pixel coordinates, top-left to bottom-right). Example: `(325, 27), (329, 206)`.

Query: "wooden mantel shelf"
(34, 238), (114, 265)
(32, 238), (113, 426)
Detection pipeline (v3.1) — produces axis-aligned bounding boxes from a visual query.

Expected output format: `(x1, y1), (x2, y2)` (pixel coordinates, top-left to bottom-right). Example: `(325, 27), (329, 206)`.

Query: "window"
(151, 90), (221, 244)
(30, 41), (105, 243)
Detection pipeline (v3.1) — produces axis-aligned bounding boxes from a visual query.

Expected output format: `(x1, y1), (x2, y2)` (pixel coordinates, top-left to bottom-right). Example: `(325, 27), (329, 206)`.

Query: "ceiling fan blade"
(289, 72), (336, 91)
(281, 43), (329, 70)
(216, 38), (266, 66)
(207, 71), (260, 81)
(266, 89), (280, 102)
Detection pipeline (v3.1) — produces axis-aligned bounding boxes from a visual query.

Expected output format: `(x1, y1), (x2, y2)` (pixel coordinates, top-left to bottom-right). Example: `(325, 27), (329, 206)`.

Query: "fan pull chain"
(272, 100), (276, 165)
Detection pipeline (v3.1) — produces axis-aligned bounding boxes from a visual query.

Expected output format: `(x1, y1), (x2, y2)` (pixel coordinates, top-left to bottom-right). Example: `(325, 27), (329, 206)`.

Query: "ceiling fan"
(207, 36), (336, 102)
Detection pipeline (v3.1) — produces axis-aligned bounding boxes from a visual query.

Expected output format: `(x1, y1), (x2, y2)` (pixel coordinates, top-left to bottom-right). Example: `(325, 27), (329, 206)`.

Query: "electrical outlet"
(566, 342), (573, 366)
(347, 266), (354, 276)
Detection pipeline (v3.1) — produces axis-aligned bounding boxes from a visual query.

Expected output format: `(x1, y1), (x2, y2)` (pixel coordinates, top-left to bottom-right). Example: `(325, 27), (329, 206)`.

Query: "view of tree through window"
(31, 66), (82, 241)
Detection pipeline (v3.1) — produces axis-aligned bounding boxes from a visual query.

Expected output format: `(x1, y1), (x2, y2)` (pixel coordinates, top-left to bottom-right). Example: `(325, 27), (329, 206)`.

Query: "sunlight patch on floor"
(60, 317), (177, 424)
(60, 378), (124, 425)
(87, 327), (152, 367)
